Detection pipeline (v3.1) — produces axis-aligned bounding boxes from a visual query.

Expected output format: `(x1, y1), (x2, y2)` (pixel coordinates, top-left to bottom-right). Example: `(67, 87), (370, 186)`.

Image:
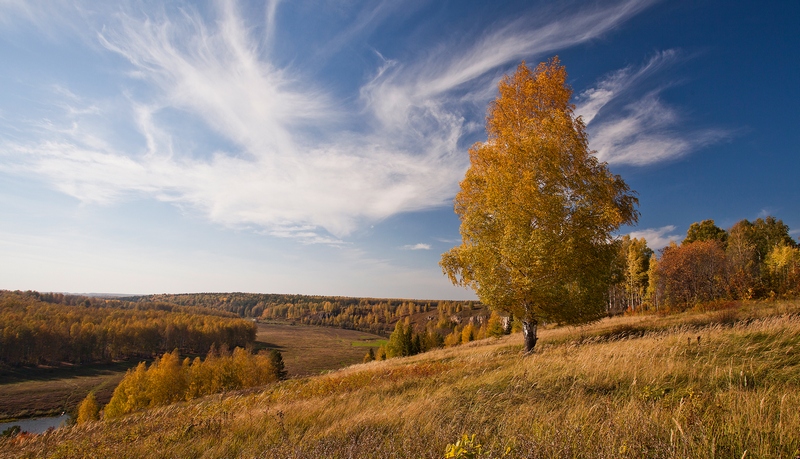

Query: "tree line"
(609, 216), (799, 313)
(126, 292), (482, 336)
(94, 346), (285, 420)
(0, 290), (257, 367)
(365, 309), (515, 363)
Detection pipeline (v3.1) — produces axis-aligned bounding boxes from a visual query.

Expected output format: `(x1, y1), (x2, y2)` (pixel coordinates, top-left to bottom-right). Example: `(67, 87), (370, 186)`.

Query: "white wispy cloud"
(361, 0), (658, 131)
(0, 0), (659, 243)
(626, 225), (681, 250)
(576, 50), (730, 165)
(576, 50), (678, 125)
(402, 243), (431, 251)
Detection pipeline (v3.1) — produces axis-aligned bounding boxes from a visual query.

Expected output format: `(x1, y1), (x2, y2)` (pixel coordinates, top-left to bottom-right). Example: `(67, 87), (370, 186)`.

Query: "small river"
(0, 414), (70, 435)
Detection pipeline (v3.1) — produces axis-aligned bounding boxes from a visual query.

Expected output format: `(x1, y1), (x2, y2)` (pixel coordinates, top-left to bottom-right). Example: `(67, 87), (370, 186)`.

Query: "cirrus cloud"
(576, 50), (731, 166)
(1, 0), (662, 243)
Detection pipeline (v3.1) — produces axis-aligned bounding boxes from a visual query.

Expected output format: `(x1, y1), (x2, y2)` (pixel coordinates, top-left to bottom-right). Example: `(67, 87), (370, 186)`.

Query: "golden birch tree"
(440, 58), (638, 352)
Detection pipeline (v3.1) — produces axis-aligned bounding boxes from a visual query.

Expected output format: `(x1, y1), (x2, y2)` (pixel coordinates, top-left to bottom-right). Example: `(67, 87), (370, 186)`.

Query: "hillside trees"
(440, 58), (639, 352)
(76, 392), (100, 424)
(135, 292), (481, 337)
(104, 347), (283, 418)
(0, 291), (256, 366)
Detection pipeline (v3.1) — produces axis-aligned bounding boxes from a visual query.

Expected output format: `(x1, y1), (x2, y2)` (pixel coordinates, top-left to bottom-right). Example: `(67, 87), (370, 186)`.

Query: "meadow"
(3, 300), (798, 458)
(254, 322), (386, 376)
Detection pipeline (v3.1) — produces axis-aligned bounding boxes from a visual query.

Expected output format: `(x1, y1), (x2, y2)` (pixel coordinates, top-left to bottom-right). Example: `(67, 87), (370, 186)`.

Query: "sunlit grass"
(3, 300), (800, 458)
(350, 339), (388, 348)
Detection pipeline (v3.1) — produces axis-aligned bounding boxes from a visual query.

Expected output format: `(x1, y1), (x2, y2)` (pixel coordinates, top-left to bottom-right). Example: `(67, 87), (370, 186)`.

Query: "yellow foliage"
(461, 323), (476, 343)
(441, 58), (638, 352)
(104, 348), (280, 419)
(444, 329), (461, 347)
(75, 392), (99, 424)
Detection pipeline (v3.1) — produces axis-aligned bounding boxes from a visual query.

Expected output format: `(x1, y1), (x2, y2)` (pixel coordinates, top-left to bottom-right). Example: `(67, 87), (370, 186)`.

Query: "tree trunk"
(522, 319), (538, 353)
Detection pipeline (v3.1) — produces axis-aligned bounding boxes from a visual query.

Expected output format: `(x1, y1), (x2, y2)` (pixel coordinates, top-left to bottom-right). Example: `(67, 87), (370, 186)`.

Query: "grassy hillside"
(3, 301), (799, 458)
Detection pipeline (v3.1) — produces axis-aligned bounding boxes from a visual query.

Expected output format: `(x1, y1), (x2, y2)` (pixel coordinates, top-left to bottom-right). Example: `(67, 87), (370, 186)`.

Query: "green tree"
(440, 58), (638, 352)
(386, 320), (413, 358)
(683, 220), (728, 247)
(268, 349), (287, 380)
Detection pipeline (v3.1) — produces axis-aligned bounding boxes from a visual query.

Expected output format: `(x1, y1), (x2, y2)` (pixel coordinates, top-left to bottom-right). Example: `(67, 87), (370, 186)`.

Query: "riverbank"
(0, 414), (70, 435)
(0, 362), (134, 422)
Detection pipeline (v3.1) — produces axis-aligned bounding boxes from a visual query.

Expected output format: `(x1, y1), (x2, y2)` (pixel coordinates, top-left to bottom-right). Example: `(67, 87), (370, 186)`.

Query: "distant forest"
(123, 293), (485, 336)
(0, 290), (257, 367)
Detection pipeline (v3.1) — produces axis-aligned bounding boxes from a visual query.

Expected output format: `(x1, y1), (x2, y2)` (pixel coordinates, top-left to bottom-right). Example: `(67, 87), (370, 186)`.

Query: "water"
(0, 414), (70, 435)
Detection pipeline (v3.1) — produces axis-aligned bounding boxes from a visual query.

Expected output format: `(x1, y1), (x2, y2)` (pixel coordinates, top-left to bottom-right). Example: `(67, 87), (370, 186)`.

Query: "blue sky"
(0, 0), (797, 300)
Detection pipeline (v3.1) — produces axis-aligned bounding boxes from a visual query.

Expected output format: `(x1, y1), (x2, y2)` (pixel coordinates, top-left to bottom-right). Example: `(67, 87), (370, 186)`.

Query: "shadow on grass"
(0, 361), (142, 386)
(253, 341), (286, 351)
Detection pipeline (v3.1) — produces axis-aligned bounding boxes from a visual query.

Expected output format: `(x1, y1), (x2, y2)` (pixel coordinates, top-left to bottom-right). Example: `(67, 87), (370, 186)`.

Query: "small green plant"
(444, 433), (513, 458)
(444, 434), (483, 459)
(2, 425), (21, 438)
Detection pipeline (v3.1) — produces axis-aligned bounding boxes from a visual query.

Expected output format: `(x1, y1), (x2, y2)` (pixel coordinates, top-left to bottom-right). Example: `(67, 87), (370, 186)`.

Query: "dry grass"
(3, 300), (800, 458)
(255, 322), (385, 376)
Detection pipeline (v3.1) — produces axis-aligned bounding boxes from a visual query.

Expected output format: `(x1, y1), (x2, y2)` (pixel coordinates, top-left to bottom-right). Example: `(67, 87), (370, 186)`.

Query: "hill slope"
(3, 301), (800, 459)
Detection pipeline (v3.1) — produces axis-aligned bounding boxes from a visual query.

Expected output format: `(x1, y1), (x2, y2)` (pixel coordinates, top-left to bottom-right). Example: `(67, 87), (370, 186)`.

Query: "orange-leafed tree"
(440, 58), (639, 352)
(657, 240), (728, 308)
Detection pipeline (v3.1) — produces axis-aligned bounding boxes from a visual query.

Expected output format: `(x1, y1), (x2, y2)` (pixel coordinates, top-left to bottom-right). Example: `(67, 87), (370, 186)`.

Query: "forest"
(607, 216), (799, 314)
(0, 290), (257, 367)
(125, 292), (483, 336)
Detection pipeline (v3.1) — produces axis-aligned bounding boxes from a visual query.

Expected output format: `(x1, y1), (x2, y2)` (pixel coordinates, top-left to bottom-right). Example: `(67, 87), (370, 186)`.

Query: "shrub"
(76, 392), (100, 424)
